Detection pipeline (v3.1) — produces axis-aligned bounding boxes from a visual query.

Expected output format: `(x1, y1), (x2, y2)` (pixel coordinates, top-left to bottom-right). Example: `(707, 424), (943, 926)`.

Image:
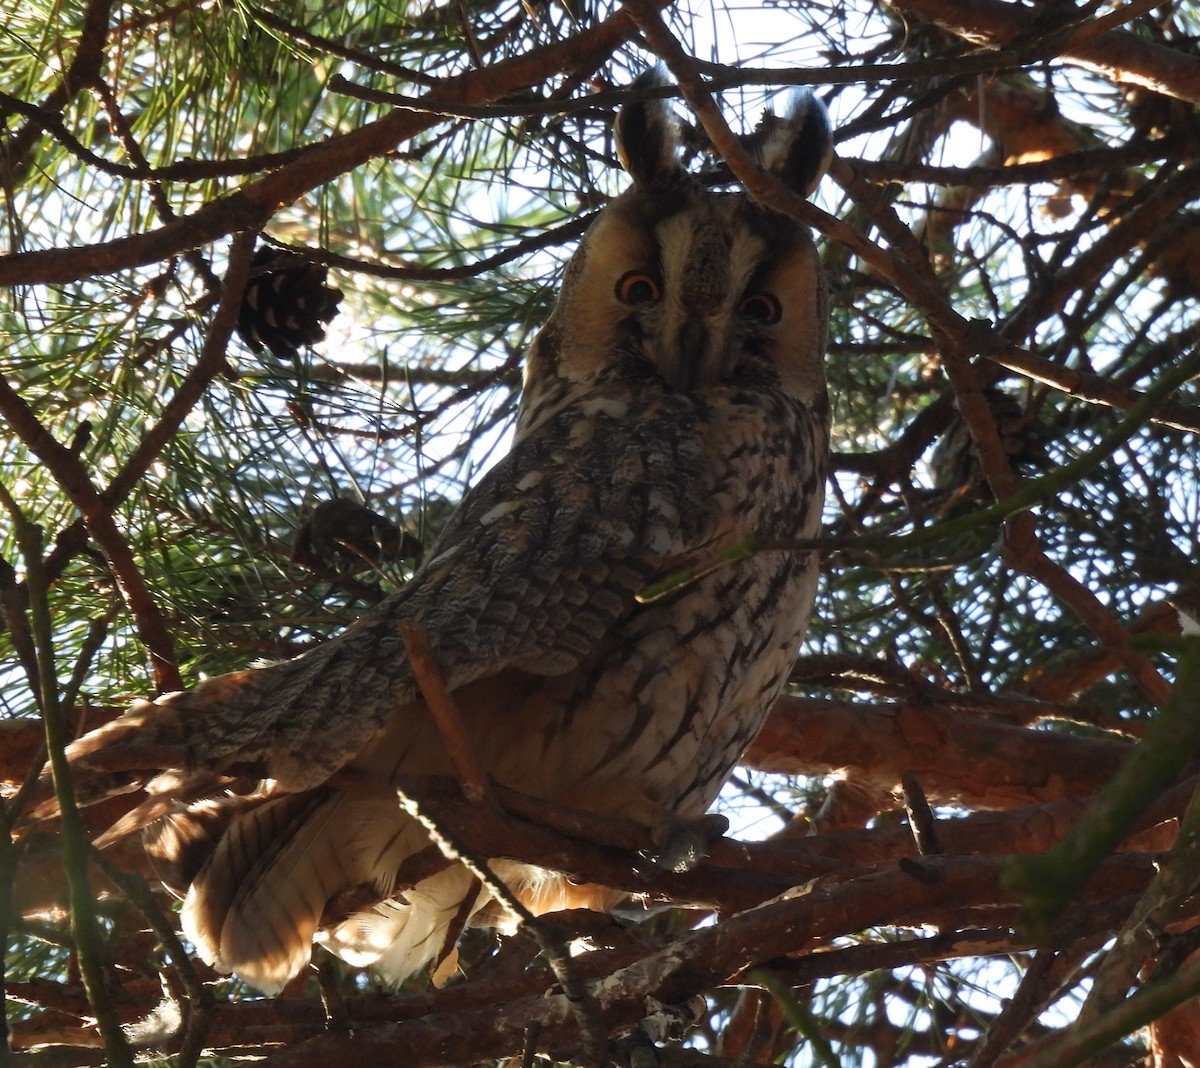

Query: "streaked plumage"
(64, 79), (834, 994)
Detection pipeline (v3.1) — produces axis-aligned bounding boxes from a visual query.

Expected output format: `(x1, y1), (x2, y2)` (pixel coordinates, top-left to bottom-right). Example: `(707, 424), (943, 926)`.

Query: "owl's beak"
(676, 321), (707, 391)
(660, 319), (722, 392)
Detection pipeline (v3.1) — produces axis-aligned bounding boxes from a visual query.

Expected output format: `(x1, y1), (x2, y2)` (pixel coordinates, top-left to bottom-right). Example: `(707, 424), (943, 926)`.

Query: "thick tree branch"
(747, 696), (1131, 809)
(885, 0), (1200, 103)
(255, 853), (1156, 1067)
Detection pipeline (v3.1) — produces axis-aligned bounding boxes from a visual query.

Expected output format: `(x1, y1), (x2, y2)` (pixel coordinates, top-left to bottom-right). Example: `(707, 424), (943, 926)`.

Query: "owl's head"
(520, 77), (833, 432)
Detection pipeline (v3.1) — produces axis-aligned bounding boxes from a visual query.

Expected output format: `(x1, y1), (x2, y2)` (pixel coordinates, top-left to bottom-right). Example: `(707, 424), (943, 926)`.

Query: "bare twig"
(0, 0), (116, 188)
(1005, 638), (1200, 941)
(1016, 949), (1200, 1068)
(0, 379), (183, 693)
(396, 625), (608, 1064)
(88, 849), (213, 1067)
(987, 344), (1200, 434)
(747, 970), (839, 1068)
(0, 229), (259, 694)
(395, 788), (612, 1067)
(400, 624), (492, 803)
(1079, 761), (1200, 1022)
(884, 0), (1200, 103)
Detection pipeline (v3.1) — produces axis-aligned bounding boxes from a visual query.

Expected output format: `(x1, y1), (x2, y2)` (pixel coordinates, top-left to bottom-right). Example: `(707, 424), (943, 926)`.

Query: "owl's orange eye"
(738, 292), (782, 324)
(616, 271), (662, 305)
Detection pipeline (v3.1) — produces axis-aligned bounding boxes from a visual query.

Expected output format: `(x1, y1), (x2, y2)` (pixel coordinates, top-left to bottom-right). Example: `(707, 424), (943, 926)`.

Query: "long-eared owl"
(63, 77), (834, 994)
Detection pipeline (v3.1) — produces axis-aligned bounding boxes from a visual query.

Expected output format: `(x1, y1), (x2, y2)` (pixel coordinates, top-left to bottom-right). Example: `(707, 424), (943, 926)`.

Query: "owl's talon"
(639, 813), (729, 875)
(610, 1031), (660, 1068)
(611, 995), (706, 1065)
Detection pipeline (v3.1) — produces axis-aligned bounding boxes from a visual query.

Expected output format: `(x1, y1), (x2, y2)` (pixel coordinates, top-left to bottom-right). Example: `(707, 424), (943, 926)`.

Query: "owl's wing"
(68, 382), (744, 798)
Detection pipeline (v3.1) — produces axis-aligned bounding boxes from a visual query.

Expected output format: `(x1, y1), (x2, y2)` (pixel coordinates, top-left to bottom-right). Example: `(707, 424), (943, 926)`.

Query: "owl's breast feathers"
(70, 371), (825, 803)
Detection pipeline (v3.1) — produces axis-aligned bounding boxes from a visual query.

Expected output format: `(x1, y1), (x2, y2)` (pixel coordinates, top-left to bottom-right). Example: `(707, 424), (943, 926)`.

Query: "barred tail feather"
(180, 789), (355, 993)
(142, 795), (257, 897)
(173, 788), (495, 994)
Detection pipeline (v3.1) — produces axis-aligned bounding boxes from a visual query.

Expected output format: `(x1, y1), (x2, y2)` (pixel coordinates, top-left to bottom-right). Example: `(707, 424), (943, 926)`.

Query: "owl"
(63, 79), (834, 994)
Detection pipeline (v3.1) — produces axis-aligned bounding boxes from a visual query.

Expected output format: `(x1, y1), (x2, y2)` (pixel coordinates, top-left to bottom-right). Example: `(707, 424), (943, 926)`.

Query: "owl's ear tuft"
(615, 70), (685, 188)
(759, 89), (833, 198)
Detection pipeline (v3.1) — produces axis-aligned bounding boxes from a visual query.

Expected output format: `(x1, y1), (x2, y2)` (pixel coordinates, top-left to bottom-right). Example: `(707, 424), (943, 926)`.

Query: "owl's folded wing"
(62, 383), (741, 807)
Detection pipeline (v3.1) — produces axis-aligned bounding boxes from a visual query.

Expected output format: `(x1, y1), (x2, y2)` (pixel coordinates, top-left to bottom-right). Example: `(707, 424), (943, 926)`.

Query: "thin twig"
(400, 624), (492, 803)
(396, 787), (612, 1067)
(272, 215), (595, 283)
(1005, 638), (1200, 940)
(394, 625), (609, 1064)
(640, 345), (1200, 628)
(0, 0), (116, 189)
(1017, 948), (1200, 1068)
(0, 557), (40, 707)
(987, 343), (1200, 434)
(0, 8), (646, 288)
(1079, 761), (1200, 1022)
(0, 794), (16, 1058)
(0, 376), (182, 693)
(0, 487), (133, 1068)
(964, 949), (1056, 1068)
(88, 849), (213, 1067)
(747, 970), (840, 1068)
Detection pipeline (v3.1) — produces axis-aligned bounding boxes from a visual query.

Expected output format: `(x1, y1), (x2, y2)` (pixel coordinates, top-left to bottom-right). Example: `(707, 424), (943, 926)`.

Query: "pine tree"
(1, 1), (1199, 1064)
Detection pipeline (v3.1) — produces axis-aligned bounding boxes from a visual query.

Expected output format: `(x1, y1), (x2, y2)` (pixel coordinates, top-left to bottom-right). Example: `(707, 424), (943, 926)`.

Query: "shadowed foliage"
(1, 0), (1199, 1065)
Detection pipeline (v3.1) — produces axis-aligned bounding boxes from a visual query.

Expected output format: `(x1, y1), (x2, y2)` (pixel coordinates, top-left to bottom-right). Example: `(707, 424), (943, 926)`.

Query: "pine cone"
(237, 246), (343, 360)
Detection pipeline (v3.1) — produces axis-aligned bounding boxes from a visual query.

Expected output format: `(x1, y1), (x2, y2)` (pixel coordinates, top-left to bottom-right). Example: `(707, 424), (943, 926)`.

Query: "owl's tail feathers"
(160, 788), (495, 994)
(175, 788), (341, 994)
(321, 863), (623, 989)
(142, 794), (263, 898)
(319, 861), (488, 989)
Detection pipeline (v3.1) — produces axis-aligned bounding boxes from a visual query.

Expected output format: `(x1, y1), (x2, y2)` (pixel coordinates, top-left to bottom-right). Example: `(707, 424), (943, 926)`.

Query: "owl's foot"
(640, 813), (729, 875)
(610, 993), (706, 1065)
